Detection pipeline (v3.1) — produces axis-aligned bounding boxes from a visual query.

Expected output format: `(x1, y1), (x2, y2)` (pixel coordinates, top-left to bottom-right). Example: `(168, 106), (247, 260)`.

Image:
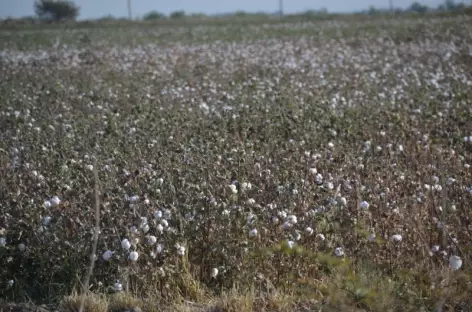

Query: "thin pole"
(389, 0), (394, 12)
(127, 0), (132, 20)
(279, 0), (283, 16)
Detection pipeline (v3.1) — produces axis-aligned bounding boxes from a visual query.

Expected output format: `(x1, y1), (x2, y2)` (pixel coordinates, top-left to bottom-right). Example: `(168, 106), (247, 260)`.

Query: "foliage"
(408, 2), (429, 13)
(143, 11), (166, 21)
(34, 0), (79, 21)
(169, 10), (186, 19)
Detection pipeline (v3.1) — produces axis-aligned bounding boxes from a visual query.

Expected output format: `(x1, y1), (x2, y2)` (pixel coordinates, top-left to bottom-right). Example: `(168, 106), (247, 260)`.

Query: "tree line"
(4, 0), (472, 23)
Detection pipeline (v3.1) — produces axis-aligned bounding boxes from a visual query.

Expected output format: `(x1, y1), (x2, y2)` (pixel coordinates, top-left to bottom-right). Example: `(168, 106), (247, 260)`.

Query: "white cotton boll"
(129, 195), (139, 203)
(102, 250), (113, 261)
(315, 173), (323, 185)
(18, 243), (26, 252)
(247, 198), (256, 205)
(43, 200), (52, 208)
(292, 189), (298, 195)
(85, 164), (94, 171)
(286, 215), (297, 224)
(154, 210), (163, 219)
(287, 240), (295, 249)
(7, 280), (14, 287)
(316, 233), (325, 241)
(328, 142), (334, 149)
(271, 216), (279, 224)
(146, 235), (157, 246)
(128, 251), (139, 262)
(434, 184), (442, 192)
(431, 176), (439, 184)
(325, 182), (334, 190)
(305, 227), (314, 235)
(449, 205), (456, 213)
(334, 247), (344, 257)
(277, 211), (287, 219)
(0, 237), (6, 247)
(446, 178), (456, 186)
(249, 228), (258, 237)
(141, 223), (150, 233)
(449, 255), (462, 271)
(338, 197), (347, 206)
(309, 168), (317, 175)
(222, 209), (230, 216)
(121, 239), (131, 250)
(294, 231), (302, 241)
(155, 244), (163, 254)
(43, 216), (51, 226)
(113, 282), (123, 292)
(176, 245), (186, 256)
(282, 222), (292, 230)
(130, 226), (138, 234)
(211, 268), (219, 278)
(156, 224), (164, 233)
(103, 165), (111, 171)
(360, 201), (369, 210)
(229, 184), (238, 194)
(465, 164), (470, 169)
(247, 214), (255, 225)
(431, 245), (440, 253)
(391, 234), (402, 242)
(161, 219), (169, 228)
(49, 196), (61, 207)
(144, 198), (150, 205)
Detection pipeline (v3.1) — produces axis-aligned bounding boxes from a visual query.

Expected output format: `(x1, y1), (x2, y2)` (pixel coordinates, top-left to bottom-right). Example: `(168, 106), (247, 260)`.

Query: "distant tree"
(34, 0), (79, 21)
(170, 10), (185, 19)
(143, 11), (166, 20)
(409, 2), (428, 13)
(445, 0), (457, 10)
(368, 6), (378, 15)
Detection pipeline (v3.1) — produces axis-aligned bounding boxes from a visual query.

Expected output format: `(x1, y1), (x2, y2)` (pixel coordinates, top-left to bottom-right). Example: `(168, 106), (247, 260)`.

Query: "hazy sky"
(1, 0), (449, 19)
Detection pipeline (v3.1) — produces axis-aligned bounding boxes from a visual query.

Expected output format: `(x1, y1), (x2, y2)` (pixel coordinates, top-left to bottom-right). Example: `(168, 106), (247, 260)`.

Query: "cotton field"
(1, 15), (472, 311)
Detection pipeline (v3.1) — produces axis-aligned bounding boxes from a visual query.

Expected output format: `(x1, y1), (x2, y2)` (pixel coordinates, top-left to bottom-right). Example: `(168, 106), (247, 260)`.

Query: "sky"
(0, 0), (451, 20)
